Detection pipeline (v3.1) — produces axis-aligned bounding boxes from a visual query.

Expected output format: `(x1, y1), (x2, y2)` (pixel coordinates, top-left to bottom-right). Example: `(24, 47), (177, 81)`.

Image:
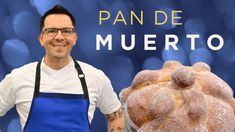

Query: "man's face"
(38, 14), (77, 59)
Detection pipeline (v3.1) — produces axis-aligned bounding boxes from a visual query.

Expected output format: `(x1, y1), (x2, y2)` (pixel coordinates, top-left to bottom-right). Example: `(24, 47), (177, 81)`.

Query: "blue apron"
(24, 59), (90, 132)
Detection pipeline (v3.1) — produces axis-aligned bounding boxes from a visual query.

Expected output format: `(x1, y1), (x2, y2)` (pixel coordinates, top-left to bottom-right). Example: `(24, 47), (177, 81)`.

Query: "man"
(0, 5), (124, 132)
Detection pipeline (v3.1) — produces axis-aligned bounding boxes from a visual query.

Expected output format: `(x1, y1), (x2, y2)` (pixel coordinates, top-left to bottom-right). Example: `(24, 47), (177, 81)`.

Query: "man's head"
(38, 5), (77, 60)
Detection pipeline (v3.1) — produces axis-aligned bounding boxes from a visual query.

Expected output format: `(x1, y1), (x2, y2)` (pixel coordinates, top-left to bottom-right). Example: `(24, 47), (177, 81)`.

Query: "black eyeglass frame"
(41, 27), (76, 37)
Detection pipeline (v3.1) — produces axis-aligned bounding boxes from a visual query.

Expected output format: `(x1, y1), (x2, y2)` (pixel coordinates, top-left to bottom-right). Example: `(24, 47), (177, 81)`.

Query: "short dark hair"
(40, 5), (76, 32)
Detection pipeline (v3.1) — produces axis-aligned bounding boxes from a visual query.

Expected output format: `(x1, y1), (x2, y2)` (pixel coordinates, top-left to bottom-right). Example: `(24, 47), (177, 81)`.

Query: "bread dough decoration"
(120, 61), (235, 132)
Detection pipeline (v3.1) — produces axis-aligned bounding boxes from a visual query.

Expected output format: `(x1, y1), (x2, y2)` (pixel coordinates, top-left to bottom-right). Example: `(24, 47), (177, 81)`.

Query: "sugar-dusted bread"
(120, 61), (235, 132)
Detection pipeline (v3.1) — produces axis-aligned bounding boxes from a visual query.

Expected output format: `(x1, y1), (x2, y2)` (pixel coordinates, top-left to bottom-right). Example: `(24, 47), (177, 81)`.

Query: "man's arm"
(0, 74), (15, 117)
(106, 107), (125, 132)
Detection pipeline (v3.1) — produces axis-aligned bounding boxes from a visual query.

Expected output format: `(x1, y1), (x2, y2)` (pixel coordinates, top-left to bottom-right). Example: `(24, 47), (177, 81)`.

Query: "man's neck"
(44, 56), (71, 70)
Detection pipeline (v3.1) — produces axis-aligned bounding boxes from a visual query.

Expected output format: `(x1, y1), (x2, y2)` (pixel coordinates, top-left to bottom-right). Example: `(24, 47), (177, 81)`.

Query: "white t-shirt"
(0, 59), (121, 129)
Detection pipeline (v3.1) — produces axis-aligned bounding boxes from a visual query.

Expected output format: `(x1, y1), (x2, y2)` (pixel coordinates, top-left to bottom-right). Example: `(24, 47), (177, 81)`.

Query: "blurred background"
(1, 0), (235, 131)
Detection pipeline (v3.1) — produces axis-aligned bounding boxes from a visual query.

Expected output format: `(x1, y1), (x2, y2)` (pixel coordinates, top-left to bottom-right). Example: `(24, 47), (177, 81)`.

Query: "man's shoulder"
(76, 60), (99, 72)
(11, 61), (38, 76)
(76, 60), (106, 78)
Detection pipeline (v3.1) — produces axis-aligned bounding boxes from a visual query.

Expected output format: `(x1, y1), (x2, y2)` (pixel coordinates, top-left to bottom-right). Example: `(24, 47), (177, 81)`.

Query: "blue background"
(1, 0), (235, 131)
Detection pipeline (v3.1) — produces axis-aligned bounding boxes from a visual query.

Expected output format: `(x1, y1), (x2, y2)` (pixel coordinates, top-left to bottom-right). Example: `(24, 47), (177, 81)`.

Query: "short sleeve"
(0, 74), (16, 116)
(96, 71), (121, 114)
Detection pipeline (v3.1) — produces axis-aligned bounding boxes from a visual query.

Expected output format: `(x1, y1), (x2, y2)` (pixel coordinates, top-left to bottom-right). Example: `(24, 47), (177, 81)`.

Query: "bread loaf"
(120, 61), (235, 132)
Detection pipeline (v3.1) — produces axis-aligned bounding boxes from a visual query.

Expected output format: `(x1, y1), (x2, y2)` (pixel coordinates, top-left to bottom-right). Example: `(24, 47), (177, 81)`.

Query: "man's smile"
(49, 43), (68, 47)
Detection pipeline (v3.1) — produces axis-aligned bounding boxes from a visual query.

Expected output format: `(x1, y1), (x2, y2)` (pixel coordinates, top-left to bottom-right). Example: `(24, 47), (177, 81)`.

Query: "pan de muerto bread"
(120, 61), (235, 132)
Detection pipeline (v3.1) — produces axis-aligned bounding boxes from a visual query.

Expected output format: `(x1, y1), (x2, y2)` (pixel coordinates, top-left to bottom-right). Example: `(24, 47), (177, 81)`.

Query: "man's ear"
(72, 33), (78, 45)
(38, 34), (44, 46)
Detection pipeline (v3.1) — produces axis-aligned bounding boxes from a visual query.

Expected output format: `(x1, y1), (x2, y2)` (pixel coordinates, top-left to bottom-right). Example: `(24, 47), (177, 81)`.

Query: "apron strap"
(73, 59), (89, 98)
(33, 59), (89, 98)
(34, 61), (41, 97)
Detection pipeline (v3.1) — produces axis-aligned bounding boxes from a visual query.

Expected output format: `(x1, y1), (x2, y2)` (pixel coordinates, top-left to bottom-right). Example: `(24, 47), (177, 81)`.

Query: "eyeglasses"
(42, 28), (75, 37)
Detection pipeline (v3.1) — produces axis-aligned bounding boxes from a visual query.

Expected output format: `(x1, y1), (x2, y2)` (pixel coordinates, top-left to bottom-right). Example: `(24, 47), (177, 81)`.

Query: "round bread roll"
(120, 61), (235, 132)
